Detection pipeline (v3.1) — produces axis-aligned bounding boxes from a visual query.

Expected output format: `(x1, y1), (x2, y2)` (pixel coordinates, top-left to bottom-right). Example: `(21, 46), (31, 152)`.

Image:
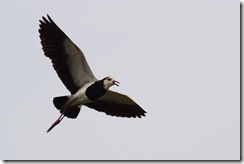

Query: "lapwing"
(39, 15), (146, 133)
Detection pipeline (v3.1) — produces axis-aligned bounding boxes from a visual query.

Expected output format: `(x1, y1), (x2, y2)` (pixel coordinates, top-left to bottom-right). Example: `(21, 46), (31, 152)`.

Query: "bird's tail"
(47, 96), (81, 133)
(53, 96), (69, 109)
(53, 96), (81, 119)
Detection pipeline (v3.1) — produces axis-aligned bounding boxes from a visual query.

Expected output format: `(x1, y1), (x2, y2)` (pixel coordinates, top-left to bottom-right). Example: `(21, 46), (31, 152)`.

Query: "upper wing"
(85, 91), (146, 118)
(39, 15), (96, 94)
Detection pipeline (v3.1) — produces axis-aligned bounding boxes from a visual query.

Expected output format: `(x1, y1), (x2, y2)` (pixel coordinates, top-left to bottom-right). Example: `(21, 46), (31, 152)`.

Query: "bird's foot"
(46, 119), (61, 133)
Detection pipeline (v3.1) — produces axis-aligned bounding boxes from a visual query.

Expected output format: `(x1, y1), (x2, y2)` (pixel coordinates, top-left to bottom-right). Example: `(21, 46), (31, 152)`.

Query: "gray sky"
(0, 0), (240, 160)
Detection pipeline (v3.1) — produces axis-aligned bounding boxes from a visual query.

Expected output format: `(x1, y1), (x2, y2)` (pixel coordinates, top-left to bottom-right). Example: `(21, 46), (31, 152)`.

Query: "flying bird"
(39, 15), (146, 133)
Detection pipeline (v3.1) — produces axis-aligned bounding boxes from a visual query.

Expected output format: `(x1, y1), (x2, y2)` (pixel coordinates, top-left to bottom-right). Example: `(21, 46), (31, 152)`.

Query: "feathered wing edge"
(85, 91), (146, 118)
(39, 15), (96, 94)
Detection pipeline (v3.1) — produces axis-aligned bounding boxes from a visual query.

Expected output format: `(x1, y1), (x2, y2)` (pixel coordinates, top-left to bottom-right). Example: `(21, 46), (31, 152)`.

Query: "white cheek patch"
(103, 80), (113, 90)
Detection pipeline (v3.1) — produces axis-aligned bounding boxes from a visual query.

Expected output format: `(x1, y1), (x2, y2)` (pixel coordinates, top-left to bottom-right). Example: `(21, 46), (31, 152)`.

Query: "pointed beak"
(113, 80), (120, 87)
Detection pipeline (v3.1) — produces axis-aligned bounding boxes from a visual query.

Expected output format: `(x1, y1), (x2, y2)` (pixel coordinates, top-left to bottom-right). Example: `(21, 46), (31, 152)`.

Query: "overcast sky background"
(0, 0), (240, 160)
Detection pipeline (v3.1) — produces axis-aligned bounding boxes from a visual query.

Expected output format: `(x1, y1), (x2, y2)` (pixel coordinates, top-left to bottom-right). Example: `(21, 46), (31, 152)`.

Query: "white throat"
(103, 82), (112, 90)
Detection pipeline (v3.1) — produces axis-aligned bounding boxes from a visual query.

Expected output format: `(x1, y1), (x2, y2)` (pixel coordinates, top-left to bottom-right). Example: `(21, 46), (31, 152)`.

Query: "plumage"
(85, 91), (146, 118)
(85, 80), (106, 101)
(39, 15), (96, 94)
(39, 15), (146, 133)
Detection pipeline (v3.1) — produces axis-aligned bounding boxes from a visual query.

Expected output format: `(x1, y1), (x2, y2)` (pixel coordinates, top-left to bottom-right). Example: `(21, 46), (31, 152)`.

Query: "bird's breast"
(85, 81), (107, 101)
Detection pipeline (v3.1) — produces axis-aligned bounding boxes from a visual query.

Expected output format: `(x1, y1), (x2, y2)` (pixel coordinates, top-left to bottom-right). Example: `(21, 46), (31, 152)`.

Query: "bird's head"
(103, 76), (120, 90)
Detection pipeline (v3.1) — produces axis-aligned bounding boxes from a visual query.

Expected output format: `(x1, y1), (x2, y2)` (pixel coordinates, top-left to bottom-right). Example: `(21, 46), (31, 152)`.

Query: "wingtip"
(137, 112), (146, 118)
(47, 14), (51, 21)
(42, 16), (49, 23)
(39, 14), (53, 24)
(47, 14), (55, 24)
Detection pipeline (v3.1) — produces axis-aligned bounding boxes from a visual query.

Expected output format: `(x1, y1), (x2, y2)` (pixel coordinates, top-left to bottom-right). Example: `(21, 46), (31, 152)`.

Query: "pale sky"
(0, 0), (240, 160)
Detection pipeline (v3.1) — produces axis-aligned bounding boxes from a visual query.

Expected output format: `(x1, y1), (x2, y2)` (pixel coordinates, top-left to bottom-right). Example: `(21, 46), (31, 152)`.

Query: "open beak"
(113, 80), (120, 87)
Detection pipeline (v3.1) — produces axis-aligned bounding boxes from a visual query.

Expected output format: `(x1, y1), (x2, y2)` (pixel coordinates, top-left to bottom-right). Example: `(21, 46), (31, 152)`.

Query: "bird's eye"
(107, 78), (112, 81)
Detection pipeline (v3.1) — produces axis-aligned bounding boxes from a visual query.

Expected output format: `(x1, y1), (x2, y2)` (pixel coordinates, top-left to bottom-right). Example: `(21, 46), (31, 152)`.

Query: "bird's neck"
(85, 81), (107, 101)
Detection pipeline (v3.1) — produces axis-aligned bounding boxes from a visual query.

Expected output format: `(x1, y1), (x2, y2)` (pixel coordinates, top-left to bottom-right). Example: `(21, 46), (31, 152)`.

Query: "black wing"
(39, 15), (96, 94)
(85, 91), (146, 118)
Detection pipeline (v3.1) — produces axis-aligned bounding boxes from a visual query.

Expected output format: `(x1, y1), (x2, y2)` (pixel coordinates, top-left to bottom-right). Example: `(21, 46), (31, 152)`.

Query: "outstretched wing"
(39, 15), (97, 94)
(85, 91), (146, 118)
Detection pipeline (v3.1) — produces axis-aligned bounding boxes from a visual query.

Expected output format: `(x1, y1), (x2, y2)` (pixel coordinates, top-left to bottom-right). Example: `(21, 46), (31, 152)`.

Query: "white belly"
(72, 82), (93, 105)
